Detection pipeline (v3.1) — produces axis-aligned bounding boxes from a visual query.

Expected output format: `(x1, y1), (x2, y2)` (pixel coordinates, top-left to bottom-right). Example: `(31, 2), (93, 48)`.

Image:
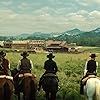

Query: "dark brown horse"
(0, 74), (13, 100)
(11, 68), (38, 100)
(41, 73), (58, 100)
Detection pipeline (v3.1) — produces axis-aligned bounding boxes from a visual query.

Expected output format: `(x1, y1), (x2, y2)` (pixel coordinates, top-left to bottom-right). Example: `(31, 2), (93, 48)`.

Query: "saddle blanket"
(44, 73), (57, 77)
(82, 75), (96, 84)
(0, 75), (13, 80)
(19, 73), (35, 78)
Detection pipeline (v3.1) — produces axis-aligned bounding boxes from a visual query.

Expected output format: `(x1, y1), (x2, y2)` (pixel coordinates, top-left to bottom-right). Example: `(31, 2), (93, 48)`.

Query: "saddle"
(43, 73), (59, 83)
(82, 75), (96, 85)
(0, 75), (13, 88)
(0, 75), (13, 80)
(18, 73), (36, 78)
(16, 72), (36, 92)
(44, 73), (57, 78)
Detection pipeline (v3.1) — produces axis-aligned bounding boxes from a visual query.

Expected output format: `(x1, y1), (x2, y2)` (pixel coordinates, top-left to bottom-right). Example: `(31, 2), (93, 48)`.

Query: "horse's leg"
(0, 88), (4, 100)
(18, 92), (20, 100)
(23, 94), (25, 100)
(4, 82), (11, 100)
(45, 91), (49, 100)
(30, 80), (37, 100)
(88, 96), (93, 100)
(31, 92), (36, 100)
(50, 92), (56, 100)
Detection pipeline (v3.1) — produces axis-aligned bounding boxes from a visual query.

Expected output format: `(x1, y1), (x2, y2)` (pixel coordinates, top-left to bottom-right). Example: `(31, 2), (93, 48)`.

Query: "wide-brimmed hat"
(47, 53), (55, 58)
(0, 51), (6, 57)
(90, 54), (97, 58)
(21, 51), (29, 57)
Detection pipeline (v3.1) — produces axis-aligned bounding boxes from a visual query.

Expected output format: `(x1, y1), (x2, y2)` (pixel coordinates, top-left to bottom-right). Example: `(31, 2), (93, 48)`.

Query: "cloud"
(85, 0), (100, 4)
(1, 2), (12, 6)
(75, 0), (88, 6)
(0, 0), (12, 6)
(0, 8), (69, 35)
(76, 0), (100, 6)
(18, 2), (33, 11)
(65, 10), (100, 30)
(0, 10), (100, 34)
(89, 10), (100, 18)
(77, 10), (89, 16)
(0, 6), (100, 35)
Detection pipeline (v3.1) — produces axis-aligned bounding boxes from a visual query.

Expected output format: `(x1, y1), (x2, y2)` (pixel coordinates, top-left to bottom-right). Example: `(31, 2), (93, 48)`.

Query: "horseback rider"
(80, 53), (98, 94)
(14, 51), (33, 94)
(17, 51), (33, 73)
(38, 53), (58, 91)
(0, 50), (10, 75)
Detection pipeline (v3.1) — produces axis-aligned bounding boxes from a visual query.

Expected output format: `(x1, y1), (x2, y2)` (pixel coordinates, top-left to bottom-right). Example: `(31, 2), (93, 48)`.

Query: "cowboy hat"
(90, 54), (97, 58)
(21, 51), (29, 57)
(0, 51), (6, 57)
(47, 53), (55, 58)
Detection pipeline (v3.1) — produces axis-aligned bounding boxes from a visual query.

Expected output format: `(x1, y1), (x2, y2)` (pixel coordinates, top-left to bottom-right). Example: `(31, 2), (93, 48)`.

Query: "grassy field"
(4, 47), (100, 100)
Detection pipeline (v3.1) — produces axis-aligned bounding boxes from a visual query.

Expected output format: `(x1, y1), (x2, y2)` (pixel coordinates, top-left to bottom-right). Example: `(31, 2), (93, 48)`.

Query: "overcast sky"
(0, 0), (100, 35)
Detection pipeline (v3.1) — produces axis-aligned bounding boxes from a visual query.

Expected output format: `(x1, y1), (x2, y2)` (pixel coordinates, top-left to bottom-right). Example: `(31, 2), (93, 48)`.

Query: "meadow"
(4, 47), (100, 100)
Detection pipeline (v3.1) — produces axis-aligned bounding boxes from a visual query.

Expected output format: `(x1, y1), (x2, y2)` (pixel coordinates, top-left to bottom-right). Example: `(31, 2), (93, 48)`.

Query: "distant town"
(0, 40), (79, 53)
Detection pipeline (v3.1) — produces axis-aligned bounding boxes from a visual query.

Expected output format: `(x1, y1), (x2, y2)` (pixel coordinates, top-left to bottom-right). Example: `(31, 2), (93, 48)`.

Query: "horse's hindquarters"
(23, 76), (38, 100)
(42, 77), (58, 92)
(85, 78), (100, 100)
(95, 79), (100, 100)
(86, 79), (96, 96)
(0, 78), (13, 100)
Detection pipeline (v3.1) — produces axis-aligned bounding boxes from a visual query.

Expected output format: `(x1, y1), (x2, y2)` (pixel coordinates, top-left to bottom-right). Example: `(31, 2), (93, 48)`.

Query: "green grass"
(3, 48), (100, 100)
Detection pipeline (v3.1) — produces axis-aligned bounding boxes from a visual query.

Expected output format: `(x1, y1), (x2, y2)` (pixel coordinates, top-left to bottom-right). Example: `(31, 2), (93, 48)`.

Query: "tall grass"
(6, 52), (100, 100)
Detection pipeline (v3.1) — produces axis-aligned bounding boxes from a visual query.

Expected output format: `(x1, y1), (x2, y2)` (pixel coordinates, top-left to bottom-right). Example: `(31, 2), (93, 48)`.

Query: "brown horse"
(41, 73), (58, 100)
(0, 75), (13, 100)
(11, 68), (38, 100)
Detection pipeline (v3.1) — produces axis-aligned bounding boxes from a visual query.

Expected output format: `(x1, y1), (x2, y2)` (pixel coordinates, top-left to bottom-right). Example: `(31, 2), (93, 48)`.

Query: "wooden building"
(45, 40), (68, 52)
(3, 41), (12, 48)
(28, 40), (46, 52)
(67, 43), (78, 52)
(3, 40), (77, 53)
(11, 41), (29, 49)
(3, 40), (46, 52)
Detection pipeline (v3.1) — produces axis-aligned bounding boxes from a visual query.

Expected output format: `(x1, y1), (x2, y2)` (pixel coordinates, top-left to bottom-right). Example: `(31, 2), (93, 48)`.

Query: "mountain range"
(16, 27), (100, 39)
(0, 27), (100, 46)
(17, 28), (84, 39)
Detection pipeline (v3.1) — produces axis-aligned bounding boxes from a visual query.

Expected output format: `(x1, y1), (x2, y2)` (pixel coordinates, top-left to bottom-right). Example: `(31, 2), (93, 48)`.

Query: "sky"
(0, 0), (100, 35)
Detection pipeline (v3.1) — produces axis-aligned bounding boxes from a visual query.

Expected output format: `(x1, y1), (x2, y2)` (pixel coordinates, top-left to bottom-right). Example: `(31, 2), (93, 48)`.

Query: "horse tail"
(96, 80), (100, 100)
(30, 77), (37, 100)
(3, 82), (11, 100)
(31, 79), (37, 92)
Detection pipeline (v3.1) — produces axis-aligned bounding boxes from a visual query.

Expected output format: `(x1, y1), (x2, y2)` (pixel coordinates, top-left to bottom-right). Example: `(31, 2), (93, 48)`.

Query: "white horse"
(84, 77), (100, 100)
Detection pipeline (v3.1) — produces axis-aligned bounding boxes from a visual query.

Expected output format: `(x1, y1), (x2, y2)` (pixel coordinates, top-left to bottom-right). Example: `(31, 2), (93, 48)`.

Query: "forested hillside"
(0, 28), (100, 46)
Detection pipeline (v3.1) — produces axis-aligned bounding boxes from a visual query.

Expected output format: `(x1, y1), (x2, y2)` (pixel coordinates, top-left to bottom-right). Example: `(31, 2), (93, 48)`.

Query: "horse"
(11, 68), (38, 100)
(0, 74), (13, 100)
(0, 56), (13, 100)
(84, 76), (100, 100)
(41, 73), (58, 100)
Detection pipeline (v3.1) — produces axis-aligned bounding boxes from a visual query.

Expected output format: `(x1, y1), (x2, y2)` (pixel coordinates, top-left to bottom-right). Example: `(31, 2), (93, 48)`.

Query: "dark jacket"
(20, 58), (31, 71)
(87, 60), (97, 73)
(44, 59), (58, 73)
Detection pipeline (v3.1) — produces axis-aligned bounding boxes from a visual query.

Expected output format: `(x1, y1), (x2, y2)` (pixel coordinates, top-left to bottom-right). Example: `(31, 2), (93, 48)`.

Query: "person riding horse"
(38, 53), (58, 91)
(17, 51), (33, 73)
(80, 53), (98, 95)
(14, 51), (33, 94)
(0, 50), (10, 75)
(0, 51), (13, 100)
